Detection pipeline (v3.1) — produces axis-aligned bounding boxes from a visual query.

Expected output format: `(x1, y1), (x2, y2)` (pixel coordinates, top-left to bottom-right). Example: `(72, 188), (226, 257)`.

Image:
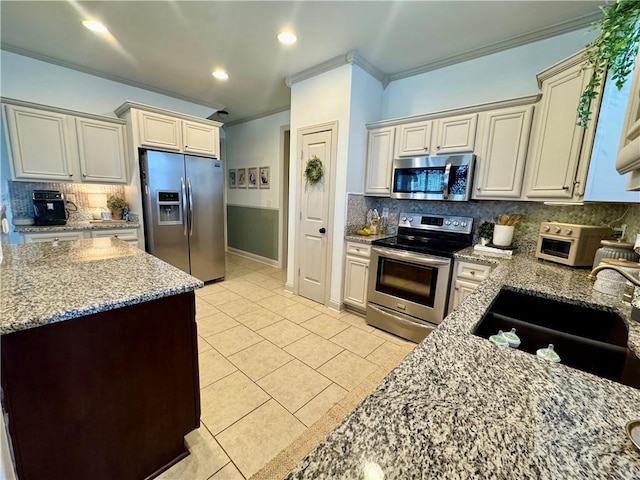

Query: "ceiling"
(0, 1), (604, 124)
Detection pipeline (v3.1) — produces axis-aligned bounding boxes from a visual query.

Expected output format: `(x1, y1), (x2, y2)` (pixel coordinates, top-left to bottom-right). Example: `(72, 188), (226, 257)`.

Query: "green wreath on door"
(304, 156), (324, 185)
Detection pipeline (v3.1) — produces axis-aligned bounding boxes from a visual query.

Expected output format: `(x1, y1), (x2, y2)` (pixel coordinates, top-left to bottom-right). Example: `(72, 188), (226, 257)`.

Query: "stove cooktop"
(371, 212), (474, 258)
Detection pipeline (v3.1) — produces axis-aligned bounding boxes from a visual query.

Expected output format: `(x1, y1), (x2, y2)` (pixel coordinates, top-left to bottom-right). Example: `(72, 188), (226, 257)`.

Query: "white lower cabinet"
(343, 242), (371, 311)
(90, 228), (139, 245)
(23, 231), (88, 243)
(448, 259), (493, 312)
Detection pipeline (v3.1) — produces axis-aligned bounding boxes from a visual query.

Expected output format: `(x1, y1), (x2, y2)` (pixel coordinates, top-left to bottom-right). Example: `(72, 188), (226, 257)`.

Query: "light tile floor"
(158, 253), (416, 480)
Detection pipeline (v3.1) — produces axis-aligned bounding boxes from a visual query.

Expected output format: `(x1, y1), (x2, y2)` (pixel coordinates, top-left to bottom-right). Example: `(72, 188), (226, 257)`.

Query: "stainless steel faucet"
(588, 265), (640, 287)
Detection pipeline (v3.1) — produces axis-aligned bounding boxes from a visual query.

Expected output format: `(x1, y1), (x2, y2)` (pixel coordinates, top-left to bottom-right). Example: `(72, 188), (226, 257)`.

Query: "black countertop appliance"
(33, 190), (66, 226)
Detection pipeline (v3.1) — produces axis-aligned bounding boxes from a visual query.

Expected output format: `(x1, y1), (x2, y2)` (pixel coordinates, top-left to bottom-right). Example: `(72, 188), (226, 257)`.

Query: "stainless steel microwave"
(391, 154), (475, 201)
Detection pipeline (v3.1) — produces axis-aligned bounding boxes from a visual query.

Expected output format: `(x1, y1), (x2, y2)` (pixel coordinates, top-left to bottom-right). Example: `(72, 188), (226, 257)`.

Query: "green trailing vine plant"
(304, 155), (324, 185)
(577, 0), (640, 127)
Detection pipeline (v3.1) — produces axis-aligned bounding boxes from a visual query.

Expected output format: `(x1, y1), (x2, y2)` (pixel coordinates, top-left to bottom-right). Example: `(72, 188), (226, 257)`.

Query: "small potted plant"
(477, 222), (494, 246)
(106, 195), (128, 220)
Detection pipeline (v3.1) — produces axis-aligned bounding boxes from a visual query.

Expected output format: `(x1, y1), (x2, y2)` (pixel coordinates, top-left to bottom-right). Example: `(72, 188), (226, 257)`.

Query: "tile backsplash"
(8, 181), (125, 222)
(347, 194), (640, 249)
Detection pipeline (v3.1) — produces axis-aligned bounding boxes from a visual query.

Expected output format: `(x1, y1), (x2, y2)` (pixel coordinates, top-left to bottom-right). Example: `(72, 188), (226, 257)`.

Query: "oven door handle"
(369, 304), (436, 331)
(372, 247), (451, 267)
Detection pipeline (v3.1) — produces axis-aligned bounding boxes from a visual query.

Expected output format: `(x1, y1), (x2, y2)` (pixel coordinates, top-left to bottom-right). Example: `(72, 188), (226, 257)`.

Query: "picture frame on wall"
(237, 168), (247, 188)
(259, 166), (270, 189)
(248, 167), (258, 189)
(228, 169), (236, 188)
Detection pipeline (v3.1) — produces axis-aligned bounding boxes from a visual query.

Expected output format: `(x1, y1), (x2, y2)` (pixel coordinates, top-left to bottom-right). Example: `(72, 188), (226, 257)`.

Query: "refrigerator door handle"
(187, 177), (194, 236)
(181, 177), (188, 236)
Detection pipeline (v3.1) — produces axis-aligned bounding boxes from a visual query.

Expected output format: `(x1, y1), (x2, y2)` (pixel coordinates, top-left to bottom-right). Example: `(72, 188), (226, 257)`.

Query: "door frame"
(279, 125), (290, 270)
(293, 121), (339, 306)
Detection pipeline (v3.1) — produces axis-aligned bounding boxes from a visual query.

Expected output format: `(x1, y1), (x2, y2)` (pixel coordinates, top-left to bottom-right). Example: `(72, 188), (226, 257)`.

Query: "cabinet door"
(365, 127), (395, 196)
(3, 105), (76, 182)
(90, 228), (138, 245)
(137, 110), (182, 151)
(395, 121), (433, 156)
(474, 106), (533, 199)
(526, 63), (592, 199)
(451, 279), (479, 311)
(23, 231), (87, 243)
(183, 121), (219, 157)
(433, 113), (477, 154)
(76, 118), (128, 184)
(343, 255), (369, 310)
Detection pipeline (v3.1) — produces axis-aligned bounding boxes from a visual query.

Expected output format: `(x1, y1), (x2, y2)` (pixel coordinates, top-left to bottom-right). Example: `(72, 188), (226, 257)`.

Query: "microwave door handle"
(372, 247), (450, 267)
(442, 161), (452, 199)
(181, 177), (187, 236)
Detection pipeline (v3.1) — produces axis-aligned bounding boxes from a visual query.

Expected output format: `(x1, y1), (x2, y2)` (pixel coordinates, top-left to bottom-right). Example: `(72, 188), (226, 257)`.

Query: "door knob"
(319, 228), (326, 234)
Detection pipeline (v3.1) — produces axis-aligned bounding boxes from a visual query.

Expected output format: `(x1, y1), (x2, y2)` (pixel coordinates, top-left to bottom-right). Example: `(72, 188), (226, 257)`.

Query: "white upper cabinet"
(473, 105), (534, 199)
(365, 127), (395, 196)
(433, 113), (477, 154)
(183, 120), (219, 157)
(3, 104), (77, 182)
(75, 118), (128, 184)
(395, 120), (433, 156)
(137, 110), (182, 151)
(525, 51), (600, 201)
(119, 104), (221, 158)
(2, 101), (128, 184)
(616, 46), (640, 191)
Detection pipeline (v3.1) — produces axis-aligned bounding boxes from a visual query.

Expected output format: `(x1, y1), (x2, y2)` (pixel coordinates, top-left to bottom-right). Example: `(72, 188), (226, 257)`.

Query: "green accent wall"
(227, 205), (278, 260)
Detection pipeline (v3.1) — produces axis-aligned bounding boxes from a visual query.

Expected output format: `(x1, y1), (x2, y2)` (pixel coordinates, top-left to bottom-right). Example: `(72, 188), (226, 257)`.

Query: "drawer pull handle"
(470, 271), (475, 275)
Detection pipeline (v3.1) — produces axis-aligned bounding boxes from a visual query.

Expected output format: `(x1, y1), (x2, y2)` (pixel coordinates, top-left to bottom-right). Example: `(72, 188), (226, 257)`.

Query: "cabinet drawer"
(346, 242), (371, 258)
(23, 231), (87, 243)
(90, 229), (138, 242)
(456, 261), (492, 282)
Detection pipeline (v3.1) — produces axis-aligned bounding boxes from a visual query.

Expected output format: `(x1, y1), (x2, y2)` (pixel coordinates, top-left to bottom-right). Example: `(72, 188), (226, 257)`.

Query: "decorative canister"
(592, 239), (639, 269)
(593, 258), (640, 301)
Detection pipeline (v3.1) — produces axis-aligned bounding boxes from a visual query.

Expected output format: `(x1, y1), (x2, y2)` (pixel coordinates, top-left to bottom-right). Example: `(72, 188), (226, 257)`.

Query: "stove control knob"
(543, 225), (550, 232)
(553, 226), (561, 234)
(408, 217), (413, 222)
(453, 221), (460, 226)
(565, 228), (573, 235)
(461, 221), (468, 227)
(401, 216), (407, 222)
(445, 220), (452, 225)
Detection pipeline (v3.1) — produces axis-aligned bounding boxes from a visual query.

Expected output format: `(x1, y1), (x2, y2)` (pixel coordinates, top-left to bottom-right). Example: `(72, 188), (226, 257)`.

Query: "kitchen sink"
(473, 288), (640, 389)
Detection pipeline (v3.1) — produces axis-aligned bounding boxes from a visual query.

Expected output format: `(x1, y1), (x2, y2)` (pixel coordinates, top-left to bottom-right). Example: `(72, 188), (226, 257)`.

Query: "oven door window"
(540, 237), (571, 259)
(375, 257), (439, 307)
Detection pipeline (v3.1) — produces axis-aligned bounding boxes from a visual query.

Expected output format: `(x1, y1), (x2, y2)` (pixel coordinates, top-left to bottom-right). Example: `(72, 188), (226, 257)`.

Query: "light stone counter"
(14, 221), (140, 233)
(1, 238), (202, 334)
(286, 250), (640, 479)
(344, 233), (395, 244)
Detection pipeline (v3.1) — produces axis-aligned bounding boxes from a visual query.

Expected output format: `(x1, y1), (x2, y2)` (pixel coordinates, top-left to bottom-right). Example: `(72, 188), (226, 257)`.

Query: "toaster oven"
(535, 222), (613, 267)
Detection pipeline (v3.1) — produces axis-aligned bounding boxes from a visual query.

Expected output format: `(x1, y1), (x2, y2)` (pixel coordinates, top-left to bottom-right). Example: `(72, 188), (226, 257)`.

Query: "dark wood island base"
(1, 291), (200, 480)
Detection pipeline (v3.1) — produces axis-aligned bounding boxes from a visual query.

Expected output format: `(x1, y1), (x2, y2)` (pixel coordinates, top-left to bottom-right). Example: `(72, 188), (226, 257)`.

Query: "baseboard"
(226, 247), (279, 267)
(284, 282), (295, 294)
(327, 298), (343, 312)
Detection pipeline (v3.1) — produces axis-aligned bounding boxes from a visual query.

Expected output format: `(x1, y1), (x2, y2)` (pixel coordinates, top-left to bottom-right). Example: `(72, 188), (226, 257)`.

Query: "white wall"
(0, 51), (213, 118)
(288, 64), (353, 298)
(382, 28), (598, 119)
(225, 110), (290, 208)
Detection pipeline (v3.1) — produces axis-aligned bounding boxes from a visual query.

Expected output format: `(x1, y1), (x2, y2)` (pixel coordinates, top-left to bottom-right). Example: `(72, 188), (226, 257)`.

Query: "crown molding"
(285, 50), (387, 88)
(386, 12), (600, 84)
(218, 105), (290, 128)
(366, 94), (540, 129)
(536, 48), (587, 89)
(1, 96), (126, 124)
(1, 44), (226, 111)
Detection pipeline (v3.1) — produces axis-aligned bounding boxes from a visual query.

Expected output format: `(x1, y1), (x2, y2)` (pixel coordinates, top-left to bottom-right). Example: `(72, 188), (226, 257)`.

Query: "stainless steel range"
(367, 212), (474, 343)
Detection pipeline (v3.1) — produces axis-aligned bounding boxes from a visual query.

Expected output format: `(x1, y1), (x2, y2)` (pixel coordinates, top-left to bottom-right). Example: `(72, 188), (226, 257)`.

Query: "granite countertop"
(344, 233), (395, 244)
(15, 221), (140, 233)
(1, 238), (202, 335)
(287, 250), (640, 479)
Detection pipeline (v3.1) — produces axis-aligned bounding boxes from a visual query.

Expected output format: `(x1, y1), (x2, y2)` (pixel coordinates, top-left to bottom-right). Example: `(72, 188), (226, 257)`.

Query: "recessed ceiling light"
(82, 20), (109, 34)
(277, 31), (297, 45)
(212, 70), (229, 80)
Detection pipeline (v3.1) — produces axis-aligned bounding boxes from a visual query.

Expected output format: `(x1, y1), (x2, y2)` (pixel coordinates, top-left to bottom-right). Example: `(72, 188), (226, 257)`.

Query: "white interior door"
(297, 129), (333, 304)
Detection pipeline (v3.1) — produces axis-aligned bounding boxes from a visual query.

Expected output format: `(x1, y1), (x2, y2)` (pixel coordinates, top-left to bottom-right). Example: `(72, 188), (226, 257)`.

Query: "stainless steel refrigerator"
(140, 150), (225, 282)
